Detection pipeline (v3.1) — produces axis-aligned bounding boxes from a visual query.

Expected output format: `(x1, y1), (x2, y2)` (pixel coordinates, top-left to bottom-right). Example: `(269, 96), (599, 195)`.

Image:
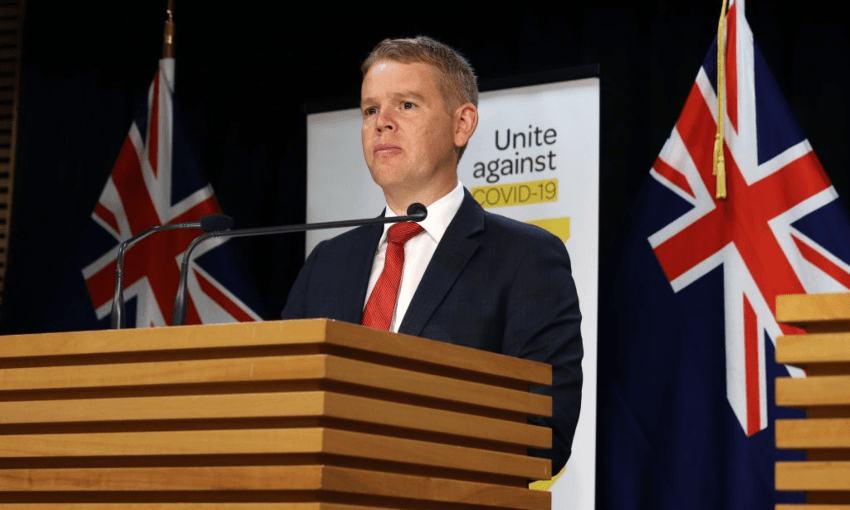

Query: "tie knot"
(387, 222), (423, 245)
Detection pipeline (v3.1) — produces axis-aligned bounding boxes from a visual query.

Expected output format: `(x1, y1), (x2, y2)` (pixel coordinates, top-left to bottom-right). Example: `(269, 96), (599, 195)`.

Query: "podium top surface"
(0, 319), (551, 386)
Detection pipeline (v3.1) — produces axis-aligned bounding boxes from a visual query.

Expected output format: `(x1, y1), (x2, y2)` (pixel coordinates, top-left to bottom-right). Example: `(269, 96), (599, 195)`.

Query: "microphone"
(110, 214), (234, 329)
(171, 203), (428, 326)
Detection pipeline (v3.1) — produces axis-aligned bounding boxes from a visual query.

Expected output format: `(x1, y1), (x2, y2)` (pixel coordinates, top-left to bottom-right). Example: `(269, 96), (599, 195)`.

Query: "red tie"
(361, 222), (424, 331)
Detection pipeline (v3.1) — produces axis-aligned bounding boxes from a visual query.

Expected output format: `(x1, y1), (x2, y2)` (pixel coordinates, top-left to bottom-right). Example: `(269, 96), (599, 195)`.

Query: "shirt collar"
(380, 180), (465, 245)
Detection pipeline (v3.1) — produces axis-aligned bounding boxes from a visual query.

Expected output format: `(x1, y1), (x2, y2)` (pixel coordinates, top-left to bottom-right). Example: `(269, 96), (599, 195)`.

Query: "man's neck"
(384, 178), (459, 216)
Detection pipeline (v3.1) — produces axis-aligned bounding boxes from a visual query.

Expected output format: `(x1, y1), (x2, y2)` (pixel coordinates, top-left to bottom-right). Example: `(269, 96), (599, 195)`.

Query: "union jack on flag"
(648, 0), (849, 436)
(596, 1), (850, 508)
(81, 59), (262, 327)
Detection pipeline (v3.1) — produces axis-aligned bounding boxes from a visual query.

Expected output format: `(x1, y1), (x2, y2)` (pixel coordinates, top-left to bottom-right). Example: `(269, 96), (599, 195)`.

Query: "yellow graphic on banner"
(470, 178), (558, 209)
(529, 464), (566, 491)
(526, 217), (570, 243)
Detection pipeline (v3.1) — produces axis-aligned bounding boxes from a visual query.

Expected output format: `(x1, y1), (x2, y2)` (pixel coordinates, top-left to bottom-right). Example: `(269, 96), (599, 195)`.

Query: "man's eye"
(363, 107), (377, 116)
(402, 102), (415, 109)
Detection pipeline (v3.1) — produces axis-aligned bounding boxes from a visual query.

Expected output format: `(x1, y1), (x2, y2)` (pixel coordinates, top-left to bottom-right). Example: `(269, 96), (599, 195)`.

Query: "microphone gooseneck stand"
(170, 203), (428, 326)
(110, 214), (234, 329)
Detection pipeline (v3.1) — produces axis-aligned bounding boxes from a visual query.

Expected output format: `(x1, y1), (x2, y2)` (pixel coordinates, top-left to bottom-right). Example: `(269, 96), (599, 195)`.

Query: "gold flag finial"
(714, 0), (729, 199)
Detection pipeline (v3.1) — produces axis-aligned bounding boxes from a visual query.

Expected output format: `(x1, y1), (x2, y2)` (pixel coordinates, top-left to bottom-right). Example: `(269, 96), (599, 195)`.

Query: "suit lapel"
(338, 221), (383, 324)
(399, 191), (484, 337)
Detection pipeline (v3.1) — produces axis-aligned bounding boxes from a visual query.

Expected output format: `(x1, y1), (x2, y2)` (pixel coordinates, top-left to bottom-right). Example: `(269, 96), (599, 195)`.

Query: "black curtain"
(3, 0), (847, 333)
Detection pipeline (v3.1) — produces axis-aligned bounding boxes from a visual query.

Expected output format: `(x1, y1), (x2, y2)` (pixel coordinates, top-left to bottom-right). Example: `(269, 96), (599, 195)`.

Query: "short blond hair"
(362, 36), (478, 112)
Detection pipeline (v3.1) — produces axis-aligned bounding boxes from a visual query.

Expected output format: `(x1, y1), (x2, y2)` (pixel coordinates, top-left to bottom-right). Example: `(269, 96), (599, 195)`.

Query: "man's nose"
(376, 109), (395, 132)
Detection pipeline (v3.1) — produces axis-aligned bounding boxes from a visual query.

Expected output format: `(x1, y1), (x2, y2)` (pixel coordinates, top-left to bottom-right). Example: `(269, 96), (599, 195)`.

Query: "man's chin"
(368, 167), (410, 189)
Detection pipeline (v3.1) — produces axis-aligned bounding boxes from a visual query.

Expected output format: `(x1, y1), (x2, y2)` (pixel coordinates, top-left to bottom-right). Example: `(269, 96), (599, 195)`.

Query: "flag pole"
(163, 0), (174, 58)
(713, 0), (728, 200)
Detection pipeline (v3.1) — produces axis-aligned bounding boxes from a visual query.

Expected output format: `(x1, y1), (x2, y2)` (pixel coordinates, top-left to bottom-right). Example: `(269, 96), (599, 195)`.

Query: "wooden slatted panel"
(0, 320), (553, 507)
(0, 319), (551, 387)
(776, 293), (850, 507)
(777, 506), (850, 510)
(776, 462), (850, 491)
(777, 333), (850, 365)
(0, 506), (403, 510)
(777, 293), (850, 333)
(776, 376), (850, 407)
(0, 506), (397, 510)
(0, 353), (551, 417)
(1, 428), (549, 480)
(0, 391), (550, 449)
(777, 418), (850, 449)
(0, 0), (21, 306)
(0, 466), (550, 509)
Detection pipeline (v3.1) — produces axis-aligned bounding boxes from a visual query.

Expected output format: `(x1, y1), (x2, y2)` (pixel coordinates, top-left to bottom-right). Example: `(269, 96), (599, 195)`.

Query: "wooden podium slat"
(0, 506), (410, 510)
(0, 320), (552, 508)
(776, 506), (850, 510)
(0, 466), (549, 509)
(0, 391), (550, 448)
(0, 353), (550, 416)
(777, 293), (850, 323)
(776, 293), (850, 507)
(1, 428), (550, 479)
(776, 461), (850, 491)
(776, 333), (850, 365)
(777, 418), (850, 448)
(776, 293), (850, 333)
(776, 376), (850, 407)
(0, 320), (550, 386)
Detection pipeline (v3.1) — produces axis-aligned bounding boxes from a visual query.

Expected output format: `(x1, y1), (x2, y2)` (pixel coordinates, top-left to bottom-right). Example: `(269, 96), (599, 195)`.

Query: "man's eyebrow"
(360, 91), (427, 108)
(393, 91), (427, 102)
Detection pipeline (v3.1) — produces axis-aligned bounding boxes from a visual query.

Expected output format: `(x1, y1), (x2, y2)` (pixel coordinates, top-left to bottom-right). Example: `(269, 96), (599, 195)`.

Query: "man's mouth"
(374, 143), (402, 156)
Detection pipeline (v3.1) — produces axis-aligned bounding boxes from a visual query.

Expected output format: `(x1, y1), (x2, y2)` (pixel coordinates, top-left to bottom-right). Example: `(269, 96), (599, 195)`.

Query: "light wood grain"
(0, 353), (550, 416)
(323, 320), (551, 385)
(0, 391), (550, 448)
(777, 293), (850, 324)
(0, 320), (550, 385)
(0, 320), (327, 358)
(776, 376), (850, 407)
(0, 466), (549, 509)
(320, 465), (549, 510)
(1, 428), (325, 457)
(776, 506), (850, 510)
(776, 461), (850, 491)
(0, 465), (324, 491)
(776, 333), (850, 365)
(776, 418), (850, 448)
(0, 505), (392, 510)
(1, 428), (550, 480)
(0, 321), (553, 509)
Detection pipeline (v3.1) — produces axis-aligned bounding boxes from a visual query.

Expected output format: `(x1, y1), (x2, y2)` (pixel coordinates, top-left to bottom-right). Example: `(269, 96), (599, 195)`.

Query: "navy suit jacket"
(281, 190), (583, 472)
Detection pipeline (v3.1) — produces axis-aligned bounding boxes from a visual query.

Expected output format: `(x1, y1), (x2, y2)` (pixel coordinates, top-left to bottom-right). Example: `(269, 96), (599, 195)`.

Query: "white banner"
(306, 73), (599, 510)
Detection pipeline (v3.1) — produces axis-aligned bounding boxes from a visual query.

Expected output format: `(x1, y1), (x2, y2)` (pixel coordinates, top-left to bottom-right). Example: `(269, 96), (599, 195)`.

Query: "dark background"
(2, 0), (847, 333)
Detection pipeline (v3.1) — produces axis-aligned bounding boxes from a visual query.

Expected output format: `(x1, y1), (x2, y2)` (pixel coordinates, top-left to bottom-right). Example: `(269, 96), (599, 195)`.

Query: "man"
(282, 36), (582, 473)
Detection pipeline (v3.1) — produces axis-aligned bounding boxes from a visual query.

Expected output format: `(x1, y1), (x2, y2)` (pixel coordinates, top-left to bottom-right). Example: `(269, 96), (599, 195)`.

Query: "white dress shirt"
(364, 181), (465, 332)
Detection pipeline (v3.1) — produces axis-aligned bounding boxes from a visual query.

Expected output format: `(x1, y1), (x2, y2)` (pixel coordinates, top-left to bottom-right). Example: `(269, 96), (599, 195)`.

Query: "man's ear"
(453, 103), (478, 148)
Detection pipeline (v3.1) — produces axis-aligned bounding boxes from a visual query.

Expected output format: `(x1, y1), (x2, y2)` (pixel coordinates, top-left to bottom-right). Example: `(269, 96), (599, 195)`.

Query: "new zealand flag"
(55, 58), (262, 330)
(597, 2), (850, 508)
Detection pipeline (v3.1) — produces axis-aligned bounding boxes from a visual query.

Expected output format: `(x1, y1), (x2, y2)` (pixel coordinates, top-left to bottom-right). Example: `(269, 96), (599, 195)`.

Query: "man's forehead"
(361, 60), (440, 97)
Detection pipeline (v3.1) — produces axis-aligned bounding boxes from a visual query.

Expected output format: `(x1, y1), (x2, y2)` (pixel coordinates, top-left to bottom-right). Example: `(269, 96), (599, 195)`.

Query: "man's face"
(360, 60), (460, 201)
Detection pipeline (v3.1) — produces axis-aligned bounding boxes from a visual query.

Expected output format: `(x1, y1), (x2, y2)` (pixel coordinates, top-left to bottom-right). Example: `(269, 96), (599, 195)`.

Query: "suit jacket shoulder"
(280, 220), (382, 324)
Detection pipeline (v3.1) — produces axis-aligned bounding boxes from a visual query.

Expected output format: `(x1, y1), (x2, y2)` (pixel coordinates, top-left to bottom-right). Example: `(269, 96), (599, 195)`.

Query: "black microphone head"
(406, 203), (427, 220)
(199, 214), (234, 232)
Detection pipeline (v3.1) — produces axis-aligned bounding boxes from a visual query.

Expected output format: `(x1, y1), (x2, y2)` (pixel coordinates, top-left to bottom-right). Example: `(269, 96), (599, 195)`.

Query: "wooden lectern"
(775, 293), (850, 508)
(0, 319), (553, 509)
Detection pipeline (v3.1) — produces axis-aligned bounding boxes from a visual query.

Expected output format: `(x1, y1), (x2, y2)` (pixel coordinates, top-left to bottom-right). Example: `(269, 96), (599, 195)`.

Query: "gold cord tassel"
(714, 0), (728, 199)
